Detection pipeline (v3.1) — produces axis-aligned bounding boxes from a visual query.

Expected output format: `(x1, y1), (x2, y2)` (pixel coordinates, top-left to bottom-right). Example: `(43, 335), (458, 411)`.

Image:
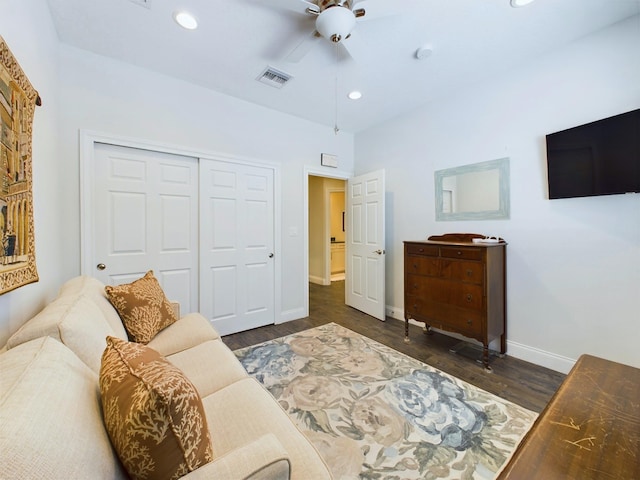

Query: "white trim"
(388, 313), (575, 374)
(506, 340), (576, 374)
(80, 129), (281, 169)
(325, 186), (345, 284)
(79, 129), (282, 327)
(385, 304), (404, 321)
(302, 166), (353, 318)
(309, 275), (330, 286)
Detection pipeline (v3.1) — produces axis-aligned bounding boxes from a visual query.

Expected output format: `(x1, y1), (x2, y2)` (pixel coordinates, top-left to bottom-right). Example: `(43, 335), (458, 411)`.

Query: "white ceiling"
(45, 0), (639, 133)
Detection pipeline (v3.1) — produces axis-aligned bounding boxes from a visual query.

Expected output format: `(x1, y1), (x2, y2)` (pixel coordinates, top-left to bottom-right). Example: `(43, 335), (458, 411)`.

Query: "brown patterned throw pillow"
(105, 270), (177, 343)
(99, 337), (213, 480)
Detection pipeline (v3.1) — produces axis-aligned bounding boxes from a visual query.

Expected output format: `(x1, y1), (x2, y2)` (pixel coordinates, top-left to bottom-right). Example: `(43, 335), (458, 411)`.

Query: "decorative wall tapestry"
(0, 36), (40, 294)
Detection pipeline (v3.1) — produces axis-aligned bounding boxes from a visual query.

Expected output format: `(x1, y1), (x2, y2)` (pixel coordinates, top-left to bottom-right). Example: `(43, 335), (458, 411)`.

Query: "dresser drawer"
(434, 311), (483, 338)
(405, 298), (483, 337)
(406, 244), (439, 257)
(440, 246), (484, 261)
(406, 276), (484, 310)
(440, 260), (484, 284)
(405, 256), (440, 276)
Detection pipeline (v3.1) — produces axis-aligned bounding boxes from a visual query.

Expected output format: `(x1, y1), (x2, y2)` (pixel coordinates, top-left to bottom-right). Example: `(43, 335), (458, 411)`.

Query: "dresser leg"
(423, 325), (433, 335)
(404, 319), (410, 343)
(483, 345), (493, 372)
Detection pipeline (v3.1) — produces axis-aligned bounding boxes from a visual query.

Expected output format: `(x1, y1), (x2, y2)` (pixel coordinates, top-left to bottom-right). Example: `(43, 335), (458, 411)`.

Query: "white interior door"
(199, 158), (275, 335)
(92, 143), (199, 312)
(346, 169), (386, 320)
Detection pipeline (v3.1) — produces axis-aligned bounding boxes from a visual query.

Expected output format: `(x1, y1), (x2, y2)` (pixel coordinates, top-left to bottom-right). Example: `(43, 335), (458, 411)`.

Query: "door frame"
(79, 130), (282, 323)
(302, 166), (352, 317)
(326, 187), (345, 282)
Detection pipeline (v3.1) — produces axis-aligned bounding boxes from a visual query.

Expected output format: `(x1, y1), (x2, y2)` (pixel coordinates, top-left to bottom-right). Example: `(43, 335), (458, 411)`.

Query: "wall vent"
(257, 67), (293, 89)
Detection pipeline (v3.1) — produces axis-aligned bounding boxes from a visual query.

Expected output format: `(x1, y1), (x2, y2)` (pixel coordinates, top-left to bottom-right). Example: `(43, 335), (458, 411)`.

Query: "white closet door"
(199, 158), (275, 335)
(92, 143), (198, 312)
(346, 169), (386, 320)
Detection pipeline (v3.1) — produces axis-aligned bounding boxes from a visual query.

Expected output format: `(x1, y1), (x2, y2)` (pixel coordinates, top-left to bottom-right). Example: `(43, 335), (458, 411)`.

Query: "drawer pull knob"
(457, 251), (462, 256)
(466, 294), (473, 301)
(466, 270), (473, 276)
(467, 319), (473, 325)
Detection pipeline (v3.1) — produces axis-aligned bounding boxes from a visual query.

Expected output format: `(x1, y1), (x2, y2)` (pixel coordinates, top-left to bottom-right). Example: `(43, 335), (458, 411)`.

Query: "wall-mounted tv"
(545, 109), (640, 199)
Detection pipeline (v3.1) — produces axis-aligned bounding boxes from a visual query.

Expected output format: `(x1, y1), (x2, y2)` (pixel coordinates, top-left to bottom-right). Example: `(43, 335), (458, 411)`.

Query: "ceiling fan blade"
(270, 0), (320, 15)
(285, 31), (323, 63)
(341, 30), (367, 62)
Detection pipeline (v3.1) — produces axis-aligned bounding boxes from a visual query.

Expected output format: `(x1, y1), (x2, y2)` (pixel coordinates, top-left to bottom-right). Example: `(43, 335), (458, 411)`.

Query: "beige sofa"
(0, 276), (332, 479)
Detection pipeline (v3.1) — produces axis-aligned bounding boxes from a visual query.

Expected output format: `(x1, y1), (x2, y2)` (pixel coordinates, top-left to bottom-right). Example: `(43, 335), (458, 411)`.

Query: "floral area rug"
(234, 323), (536, 480)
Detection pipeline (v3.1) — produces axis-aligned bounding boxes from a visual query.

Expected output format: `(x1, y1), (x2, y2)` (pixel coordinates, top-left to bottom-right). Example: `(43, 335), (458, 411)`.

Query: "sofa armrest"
(184, 434), (290, 480)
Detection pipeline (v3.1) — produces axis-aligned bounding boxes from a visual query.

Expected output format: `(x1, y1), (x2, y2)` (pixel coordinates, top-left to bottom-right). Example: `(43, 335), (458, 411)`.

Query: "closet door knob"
(97, 263), (106, 271)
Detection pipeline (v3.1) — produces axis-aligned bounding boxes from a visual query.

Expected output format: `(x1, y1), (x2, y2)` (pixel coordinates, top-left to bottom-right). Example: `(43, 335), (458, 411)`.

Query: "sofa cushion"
(5, 293), (120, 373)
(149, 313), (220, 357)
(202, 377), (332, 479)
(58, 275), (128, 339)
(0, 336), (126, 479)
(100, 337), (213, 480)
(105, 270), (178, 343)
(165, 339), (249, 397)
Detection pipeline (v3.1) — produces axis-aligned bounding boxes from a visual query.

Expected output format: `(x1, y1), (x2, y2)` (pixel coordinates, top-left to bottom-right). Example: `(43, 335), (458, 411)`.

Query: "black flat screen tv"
(545, 108), (640, 199)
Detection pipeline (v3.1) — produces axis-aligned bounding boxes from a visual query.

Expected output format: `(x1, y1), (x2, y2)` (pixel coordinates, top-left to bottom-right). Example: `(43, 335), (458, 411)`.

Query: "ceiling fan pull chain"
(334, 43), (340, 135)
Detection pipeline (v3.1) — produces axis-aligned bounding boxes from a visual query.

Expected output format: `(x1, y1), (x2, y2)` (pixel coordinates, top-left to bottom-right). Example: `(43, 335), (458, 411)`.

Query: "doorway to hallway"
(304, 168), (387, 322)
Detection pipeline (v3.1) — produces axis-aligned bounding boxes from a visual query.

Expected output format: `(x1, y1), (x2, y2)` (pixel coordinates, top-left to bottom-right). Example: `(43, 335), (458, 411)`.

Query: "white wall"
(0, 0), (354, 344)
(355, 16), (640, 373)
(56, 45), (354, 323)
(0, 0), (65, 345)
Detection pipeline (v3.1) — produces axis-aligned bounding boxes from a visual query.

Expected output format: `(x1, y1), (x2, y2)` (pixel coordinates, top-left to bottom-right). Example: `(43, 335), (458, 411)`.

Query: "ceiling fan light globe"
(510, 0), (535, 7)
(316, 6), (356, 43)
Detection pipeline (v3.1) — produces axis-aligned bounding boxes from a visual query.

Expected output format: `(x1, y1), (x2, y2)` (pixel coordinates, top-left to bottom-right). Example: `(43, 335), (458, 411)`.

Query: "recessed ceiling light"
(510, 0), (535, 7)
(348, 91), (362, 100)
(174, 11), (198, 30)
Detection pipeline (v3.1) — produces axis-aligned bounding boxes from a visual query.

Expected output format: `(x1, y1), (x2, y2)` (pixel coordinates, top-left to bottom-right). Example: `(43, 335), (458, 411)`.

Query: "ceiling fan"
(270, 0), (386, 62)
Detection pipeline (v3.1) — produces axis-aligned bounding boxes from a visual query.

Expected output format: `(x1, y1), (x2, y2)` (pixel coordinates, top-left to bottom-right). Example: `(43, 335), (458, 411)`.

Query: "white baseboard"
(385, 304), (575, 374)
(385, 306), (404, 321)
(506, 341), (575, 374)
(309, 275), (330, 286)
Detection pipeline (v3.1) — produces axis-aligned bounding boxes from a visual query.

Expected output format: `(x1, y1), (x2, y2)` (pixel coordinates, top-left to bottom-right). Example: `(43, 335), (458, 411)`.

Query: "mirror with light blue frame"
(435, 157), (510, 221)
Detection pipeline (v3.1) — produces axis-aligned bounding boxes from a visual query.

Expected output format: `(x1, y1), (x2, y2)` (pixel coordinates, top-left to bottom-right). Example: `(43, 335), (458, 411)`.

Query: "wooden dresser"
(404, 233), (506, 370)
(498, 354), (640, 479)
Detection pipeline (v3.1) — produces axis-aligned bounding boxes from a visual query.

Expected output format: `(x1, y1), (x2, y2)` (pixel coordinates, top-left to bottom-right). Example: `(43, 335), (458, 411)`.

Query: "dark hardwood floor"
(222, 281), (565, 413)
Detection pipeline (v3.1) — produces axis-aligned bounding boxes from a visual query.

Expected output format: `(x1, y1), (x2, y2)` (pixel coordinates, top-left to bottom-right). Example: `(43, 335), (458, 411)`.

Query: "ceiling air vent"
(257, 67), (293, 89)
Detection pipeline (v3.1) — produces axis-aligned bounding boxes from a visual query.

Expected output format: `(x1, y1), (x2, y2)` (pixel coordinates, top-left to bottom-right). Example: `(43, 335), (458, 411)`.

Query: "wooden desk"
(498, 354), (640, 479)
